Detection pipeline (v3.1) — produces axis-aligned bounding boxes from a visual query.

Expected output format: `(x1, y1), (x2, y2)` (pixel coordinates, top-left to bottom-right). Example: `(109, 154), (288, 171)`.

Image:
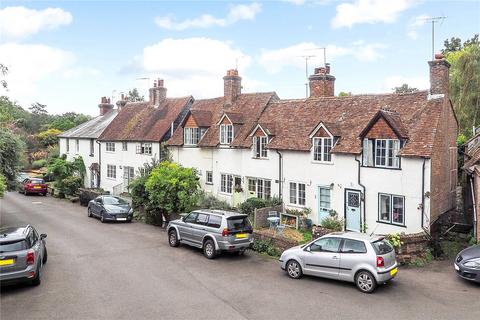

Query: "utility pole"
(299, 55), (315, 98)
(419, 16), (446, 59)
(136, 77), (150, 99)
(306, 47), (327, 66)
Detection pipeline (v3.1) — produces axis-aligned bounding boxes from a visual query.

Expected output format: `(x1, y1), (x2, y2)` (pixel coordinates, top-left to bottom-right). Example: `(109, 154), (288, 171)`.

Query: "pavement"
(0, 192), (479, 320)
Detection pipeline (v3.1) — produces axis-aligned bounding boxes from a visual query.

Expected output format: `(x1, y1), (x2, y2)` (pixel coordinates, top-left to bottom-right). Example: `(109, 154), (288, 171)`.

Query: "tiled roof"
(99, 96), (193, 142)
(168, 92), (278, 147)
(245, 91), (444, 157)
(191, 110), (212, 127)
(58, 110), (118, 139)
(464, 133), (480, 170)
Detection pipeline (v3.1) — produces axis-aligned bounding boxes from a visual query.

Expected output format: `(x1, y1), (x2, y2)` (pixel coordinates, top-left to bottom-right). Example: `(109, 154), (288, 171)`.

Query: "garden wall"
(253, 205), (283, 229)
(253, 229), (298, 252)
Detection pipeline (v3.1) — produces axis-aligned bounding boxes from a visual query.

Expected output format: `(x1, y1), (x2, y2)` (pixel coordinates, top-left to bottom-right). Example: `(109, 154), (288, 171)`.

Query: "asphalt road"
(1, 192), (479, 320)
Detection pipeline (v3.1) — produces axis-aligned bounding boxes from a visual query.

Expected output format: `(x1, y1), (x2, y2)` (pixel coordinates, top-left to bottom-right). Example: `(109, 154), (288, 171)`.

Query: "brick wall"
(365, 118), (398, 139)
(396, 233), (430, 264)
(430, 98), (458, 223)
(253, 230), (298, 252)
(184, 114), (198, 128)
(253, 205), (283, 229)
(223, 70), (241, 105)
(309, 76), (335, 97)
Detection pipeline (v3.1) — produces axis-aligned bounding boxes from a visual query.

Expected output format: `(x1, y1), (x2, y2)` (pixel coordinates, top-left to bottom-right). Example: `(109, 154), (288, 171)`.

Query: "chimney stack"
(223, 69), (242, 106)
(116, 93), (128, 111)
(309, 63), (335, 98)
(428, 53), (450, 96)
(98, 96), (114, 116)
(149, 78), (167, 106)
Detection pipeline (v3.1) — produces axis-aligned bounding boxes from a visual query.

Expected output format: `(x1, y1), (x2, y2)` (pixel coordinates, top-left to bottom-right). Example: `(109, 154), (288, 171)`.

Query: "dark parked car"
(19, 178), (47, 196)
(87, 195), (133, 223)
(0, 225), (47, 286)
(454, 244), (480, 283)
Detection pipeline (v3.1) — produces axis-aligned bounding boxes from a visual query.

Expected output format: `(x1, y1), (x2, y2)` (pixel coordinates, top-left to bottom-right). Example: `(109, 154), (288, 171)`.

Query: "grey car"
(167, 209), (253, 259)
(0, 225), (47, 286)
(279, 232), (398, 293)
(88, 195), (133, 223)
(454, 244), (480, 283)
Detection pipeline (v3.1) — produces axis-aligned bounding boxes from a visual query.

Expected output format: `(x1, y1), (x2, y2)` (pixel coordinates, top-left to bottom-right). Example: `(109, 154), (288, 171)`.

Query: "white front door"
(345, 189), (361, 232)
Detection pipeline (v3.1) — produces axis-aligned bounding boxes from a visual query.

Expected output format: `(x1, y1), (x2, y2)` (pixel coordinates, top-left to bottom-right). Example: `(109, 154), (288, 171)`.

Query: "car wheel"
(286, 260), (302, 279)
(87, 207), (93, 218)
(42, 193), (47, 196)
(100, 212), (106, 223)
(42, 247), (48, 264)
(355, 270), (377, 293)
(203, 239), (216, 259)
(168, 230), (180, 247)
(31, 262), (42, 286)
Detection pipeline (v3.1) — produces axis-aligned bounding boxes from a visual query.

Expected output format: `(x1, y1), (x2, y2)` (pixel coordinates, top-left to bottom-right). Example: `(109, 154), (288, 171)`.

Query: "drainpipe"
(276, 150), (283, 200)
(470, 176), (478, 241)
(421, 158), (430, 235)
(355, 157), (366, 232)
(96, 140), (102, 188)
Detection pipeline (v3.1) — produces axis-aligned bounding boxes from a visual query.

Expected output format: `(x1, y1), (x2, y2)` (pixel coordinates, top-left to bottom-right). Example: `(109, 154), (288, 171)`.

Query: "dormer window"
(313, 137), (332, 162)
(184, 127), (201, 146)
(363, 138), (400, 168)
(253, 136), (268, 158)
(220, 124), (233, 145)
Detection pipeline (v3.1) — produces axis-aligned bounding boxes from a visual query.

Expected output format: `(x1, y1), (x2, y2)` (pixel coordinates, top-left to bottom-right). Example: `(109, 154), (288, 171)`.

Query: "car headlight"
(463, 258), (480, 270)
(129, 208), (133, 214)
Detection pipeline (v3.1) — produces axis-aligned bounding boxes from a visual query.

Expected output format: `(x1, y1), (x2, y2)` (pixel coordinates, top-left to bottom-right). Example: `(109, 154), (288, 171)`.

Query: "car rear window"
(227, 216), (251, 231)
(372, 239), (394, 255)
(31, 179), (45, 184)
(0, 240), (27, 253)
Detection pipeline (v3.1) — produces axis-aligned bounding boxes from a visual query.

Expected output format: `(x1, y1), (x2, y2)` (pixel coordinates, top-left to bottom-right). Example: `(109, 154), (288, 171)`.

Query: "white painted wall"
(59, 137), (99, 188)
(171, 144), (431, 235)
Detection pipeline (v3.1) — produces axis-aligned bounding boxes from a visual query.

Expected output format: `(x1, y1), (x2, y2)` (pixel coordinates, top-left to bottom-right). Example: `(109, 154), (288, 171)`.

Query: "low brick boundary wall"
(396, 233), (430, 264)
(253, 205), (283, 229)
(253, 230), (298, 252)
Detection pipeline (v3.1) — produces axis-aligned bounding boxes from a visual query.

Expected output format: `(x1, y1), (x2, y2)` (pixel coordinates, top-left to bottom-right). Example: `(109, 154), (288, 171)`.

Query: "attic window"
(253, 136), (268, 158)
(363, 138), (400, 168)
(220, 124), (233, 145)
(312, 137), (332, 162)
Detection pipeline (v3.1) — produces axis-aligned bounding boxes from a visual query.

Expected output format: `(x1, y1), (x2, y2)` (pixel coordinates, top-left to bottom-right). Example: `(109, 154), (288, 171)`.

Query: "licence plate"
(117, 218), (127, 221)
(0, 259), (14, 266)
(389, 267), (398, 277)
(236, 233), (247, 239)
(454, 264), (459, 271)
(34, 186), (41, 189)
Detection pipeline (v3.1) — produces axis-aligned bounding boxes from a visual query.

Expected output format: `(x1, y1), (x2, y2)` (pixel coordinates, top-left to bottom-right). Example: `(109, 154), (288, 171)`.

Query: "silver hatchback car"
(167, 209), (253, 259)
(279, 232), (397, 293)
(0, 225), (47, 286)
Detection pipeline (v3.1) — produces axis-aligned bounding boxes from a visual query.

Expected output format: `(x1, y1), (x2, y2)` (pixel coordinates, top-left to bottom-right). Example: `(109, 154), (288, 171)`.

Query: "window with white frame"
(379, 193), (405, 225)
(363, 138), (400, 168)
(90, 139), (94, 156)
(289, 182), (306, 206)
(106, 142), (115, 152)
(220, 174), (233, 194)
(220, 124), (233, 145)
(253, 136), (268, 158)
(206, 171), (213, 184)
(122, 142), (128, 151)
(66, 138), (70, 153)
(136, 143), (152, 155)
(75, 139), (79, 153)
(107, 164), (116, 179)
(184, 127), (201, 146)
(247, 178), (271, 199)
(313, 137), (333, 162)
(318, 186), (331, 212)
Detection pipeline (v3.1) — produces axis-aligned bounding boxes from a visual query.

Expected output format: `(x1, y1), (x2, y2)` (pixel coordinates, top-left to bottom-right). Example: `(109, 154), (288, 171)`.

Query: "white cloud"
(129, 38), (254, 98)
(155, 3), (261, 31)
(259, 41), (385, 73)
(407, 14), (430, 39)
(383, 75), (429, 91)
(0, 6), (72, 41)
(331, 0), (417, 28)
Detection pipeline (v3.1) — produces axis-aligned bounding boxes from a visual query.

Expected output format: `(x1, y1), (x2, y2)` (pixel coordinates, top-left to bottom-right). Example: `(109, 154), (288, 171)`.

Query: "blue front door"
(345, 189), (361, 232)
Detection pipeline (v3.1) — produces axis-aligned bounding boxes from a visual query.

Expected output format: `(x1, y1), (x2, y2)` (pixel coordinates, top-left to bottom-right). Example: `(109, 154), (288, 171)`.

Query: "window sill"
(205, 182), (213, 185)
(311, 160), (334, 165)
(252, 157), (269, 160)
(375, 220), (406, 228)
(184, 145), (199, 148)
(105, 151), (115, 153)
(362, 165), (401, 171)
(106, 177), (117, 180)
(219, 191), (233, 196)
(287, 203), (307, 209)
(89, 154), (94, 157)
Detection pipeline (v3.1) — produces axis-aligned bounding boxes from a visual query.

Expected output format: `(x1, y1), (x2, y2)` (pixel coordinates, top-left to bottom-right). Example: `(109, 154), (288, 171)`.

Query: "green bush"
(252, 239), (281, 257)
(31, 159), (47, 169)
(59, 176), (83, 196)
(320, 214), (343, 231)
(0, 174), (6, 197)
(239, 196), (282, 218)
(196, 191), (232, 210)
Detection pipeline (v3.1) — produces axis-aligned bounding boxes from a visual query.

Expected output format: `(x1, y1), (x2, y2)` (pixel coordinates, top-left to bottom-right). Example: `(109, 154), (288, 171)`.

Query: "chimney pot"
(158, 79), (164, 87)
(434, 53), (444, 60)
(99, 95), (114, 115)
(309, 65), (335, 98)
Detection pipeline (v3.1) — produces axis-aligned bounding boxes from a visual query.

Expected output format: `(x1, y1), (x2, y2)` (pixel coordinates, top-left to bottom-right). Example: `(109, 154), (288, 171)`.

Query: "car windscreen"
(103, 197), (128, 205)
(31, 179), (45, 184)
(372, 239), (394, 255)
(227, 216), (252, 231)
(0, 240), (27, 253)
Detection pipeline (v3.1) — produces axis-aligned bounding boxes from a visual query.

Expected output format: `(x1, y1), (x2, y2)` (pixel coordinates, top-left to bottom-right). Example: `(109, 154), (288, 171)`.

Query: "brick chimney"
(149, 78), (167, 106)
(98, 97), (114, 116)
(116, 93), (128, 111)
(428, 53), (450, 96)
(309, 63), (335, 98)
(223, 69), (242, 106)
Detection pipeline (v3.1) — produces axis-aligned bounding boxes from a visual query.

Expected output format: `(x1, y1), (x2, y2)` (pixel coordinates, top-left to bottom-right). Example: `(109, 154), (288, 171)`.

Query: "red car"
(19, 178), (48, 196)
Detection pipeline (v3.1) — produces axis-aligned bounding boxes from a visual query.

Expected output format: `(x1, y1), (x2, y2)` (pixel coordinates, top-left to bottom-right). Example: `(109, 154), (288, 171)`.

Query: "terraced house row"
(59, 55), (458, 235)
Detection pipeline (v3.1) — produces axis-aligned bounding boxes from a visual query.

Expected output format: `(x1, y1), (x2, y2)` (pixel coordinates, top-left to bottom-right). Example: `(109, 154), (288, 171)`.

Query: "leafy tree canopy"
(0, 128), (26, 189)
(127, 88), (144, 102)
(393, 83), (418, 94)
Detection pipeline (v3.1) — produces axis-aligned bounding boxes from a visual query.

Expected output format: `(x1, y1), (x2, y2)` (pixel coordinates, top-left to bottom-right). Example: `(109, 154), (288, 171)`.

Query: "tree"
(444, 34), (480, 137)
(35, 128), (62, 147)
(0, 63), (8, 90)
(127, 88), (144, 102)
(443, 34), (479, 54)
(145, 161), (199, 226)
(0, 174), (6, 197)
(46, 156), (86, 196)
(393, 84), (418, 94)
(338, 91), (352, 97)
(0, 128), (26, 189)
(29, 102), (48, 115)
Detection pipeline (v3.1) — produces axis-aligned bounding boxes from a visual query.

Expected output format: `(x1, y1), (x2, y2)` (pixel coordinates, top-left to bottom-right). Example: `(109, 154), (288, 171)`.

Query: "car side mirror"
(40, 234), (47, 239)
(305, 246), (311, 252)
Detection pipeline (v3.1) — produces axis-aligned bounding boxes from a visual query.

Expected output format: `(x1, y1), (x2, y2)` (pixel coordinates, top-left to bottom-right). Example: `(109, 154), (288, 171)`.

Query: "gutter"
(355, 157), (366, 232)
(421, 158), (430, 235)
(276, 150), (283, 200)
(96, 140), (101, 188)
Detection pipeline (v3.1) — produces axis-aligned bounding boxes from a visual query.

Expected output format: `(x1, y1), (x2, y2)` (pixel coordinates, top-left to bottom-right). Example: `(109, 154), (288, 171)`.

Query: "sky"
(0, 0), (479, 116)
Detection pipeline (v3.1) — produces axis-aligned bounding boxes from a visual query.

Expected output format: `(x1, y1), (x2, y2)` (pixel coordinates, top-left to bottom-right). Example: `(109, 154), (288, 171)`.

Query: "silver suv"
(0, 225), (47, 286)
(167, 210), (253, 259)
(279, 232), (397, 293)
